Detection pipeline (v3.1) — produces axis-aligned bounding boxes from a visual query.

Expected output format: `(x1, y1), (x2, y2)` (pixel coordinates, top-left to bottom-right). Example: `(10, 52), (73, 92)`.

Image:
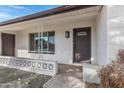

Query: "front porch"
(0, 6), (102, 65)
(0, 62), (99, 88)
(57, 64), (99, 88)
(0, 5), (108, 86)
(0, 55), (101, 87)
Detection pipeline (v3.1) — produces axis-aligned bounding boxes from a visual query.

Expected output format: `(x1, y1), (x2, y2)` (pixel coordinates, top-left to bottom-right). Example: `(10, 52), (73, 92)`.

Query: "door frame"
(73, 27), (91, 63)
(1, 33), (15, 56)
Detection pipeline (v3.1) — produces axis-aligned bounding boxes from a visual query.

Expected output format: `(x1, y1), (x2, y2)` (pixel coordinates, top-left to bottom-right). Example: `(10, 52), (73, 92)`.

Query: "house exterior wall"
(15, 19), (97, 64)
(108, 5), (124, 63)
(96, 5), (124, 65)
(83, 5), (124, 84)
(96, 6), (108, 65)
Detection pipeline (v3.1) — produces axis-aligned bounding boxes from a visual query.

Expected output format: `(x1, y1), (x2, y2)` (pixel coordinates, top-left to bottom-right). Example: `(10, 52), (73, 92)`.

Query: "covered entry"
(0, 5), (102, 64)
(1, 33), (15, 56)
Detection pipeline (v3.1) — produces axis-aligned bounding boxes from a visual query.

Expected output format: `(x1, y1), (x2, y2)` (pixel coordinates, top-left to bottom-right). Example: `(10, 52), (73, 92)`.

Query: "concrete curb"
(43, 75), (56, 88)
(83, 63), (102, 84)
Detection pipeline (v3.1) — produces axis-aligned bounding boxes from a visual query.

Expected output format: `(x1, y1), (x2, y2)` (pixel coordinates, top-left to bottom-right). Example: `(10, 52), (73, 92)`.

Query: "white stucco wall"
(15, 19), (97, 64)
(96, 6), (108, 65)
(108, 5), (124, 63)
(83, 5), (124, 83)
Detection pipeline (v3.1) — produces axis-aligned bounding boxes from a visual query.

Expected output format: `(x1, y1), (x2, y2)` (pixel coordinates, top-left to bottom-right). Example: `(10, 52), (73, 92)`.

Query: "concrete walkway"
(44, 64), (84, 88)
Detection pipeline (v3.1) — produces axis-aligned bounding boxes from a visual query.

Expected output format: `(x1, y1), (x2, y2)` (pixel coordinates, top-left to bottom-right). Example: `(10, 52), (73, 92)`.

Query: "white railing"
(0, 56), (58, 76)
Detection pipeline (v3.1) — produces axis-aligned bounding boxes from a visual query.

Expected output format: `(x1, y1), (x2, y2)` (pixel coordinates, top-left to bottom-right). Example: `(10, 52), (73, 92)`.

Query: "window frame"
(28, 31), (55, 54)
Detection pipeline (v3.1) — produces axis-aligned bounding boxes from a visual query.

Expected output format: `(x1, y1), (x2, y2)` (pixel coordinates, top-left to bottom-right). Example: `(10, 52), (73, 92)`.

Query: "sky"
(0, 5), (61, 22)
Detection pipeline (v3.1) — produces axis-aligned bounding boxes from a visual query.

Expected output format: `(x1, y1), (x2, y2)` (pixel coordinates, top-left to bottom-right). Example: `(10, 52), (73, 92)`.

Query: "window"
(29, 33), (39, 52)
(29, 31), (55, 54)
(48, 32), (55, 53)
(42, 32), (48, 52)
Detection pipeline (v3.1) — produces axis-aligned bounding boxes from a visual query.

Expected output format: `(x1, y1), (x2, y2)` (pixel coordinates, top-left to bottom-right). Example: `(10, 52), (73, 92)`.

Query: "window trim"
(28, 31), (55, 54)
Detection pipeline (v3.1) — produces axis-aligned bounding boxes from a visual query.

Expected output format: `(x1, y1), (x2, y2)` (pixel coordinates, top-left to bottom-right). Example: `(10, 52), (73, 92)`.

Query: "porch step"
(43, 73), (84, 88)
(0, 66), (51, 88)
(43, 64), (84, 88)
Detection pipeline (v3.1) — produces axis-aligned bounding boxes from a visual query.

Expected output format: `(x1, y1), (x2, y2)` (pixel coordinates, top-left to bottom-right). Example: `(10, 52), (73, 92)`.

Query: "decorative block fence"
(0, 56), (58, 76)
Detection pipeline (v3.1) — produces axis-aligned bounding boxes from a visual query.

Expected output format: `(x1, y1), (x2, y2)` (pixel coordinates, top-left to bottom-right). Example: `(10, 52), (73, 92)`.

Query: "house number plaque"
(77, 32), (87, 36)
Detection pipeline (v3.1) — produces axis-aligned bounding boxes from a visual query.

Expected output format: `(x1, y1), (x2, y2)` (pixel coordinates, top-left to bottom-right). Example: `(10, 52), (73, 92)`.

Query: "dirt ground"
(0, 66), (51, 88)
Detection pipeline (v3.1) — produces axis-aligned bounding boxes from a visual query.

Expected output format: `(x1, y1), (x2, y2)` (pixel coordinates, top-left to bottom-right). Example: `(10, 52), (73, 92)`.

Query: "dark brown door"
(73, 27), (91, 63)
(2, 33), (15, 56)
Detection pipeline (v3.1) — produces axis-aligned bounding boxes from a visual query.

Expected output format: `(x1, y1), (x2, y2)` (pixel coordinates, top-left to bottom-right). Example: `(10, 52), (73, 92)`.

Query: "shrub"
(98, 49), (124, 88)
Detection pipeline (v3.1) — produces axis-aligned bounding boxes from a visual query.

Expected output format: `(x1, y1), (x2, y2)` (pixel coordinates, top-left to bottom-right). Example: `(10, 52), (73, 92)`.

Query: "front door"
(2, 33), (15, 56)
(73, 27), (91, 63)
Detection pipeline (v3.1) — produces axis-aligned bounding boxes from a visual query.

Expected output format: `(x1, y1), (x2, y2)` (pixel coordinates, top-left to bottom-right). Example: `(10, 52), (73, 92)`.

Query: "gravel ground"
(0, 66), (51, 88)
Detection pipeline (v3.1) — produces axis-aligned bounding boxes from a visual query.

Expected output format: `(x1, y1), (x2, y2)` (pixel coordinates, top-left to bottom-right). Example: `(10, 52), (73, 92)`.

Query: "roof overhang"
(0, 5), (102, 26)
(0, 5), (103, 31)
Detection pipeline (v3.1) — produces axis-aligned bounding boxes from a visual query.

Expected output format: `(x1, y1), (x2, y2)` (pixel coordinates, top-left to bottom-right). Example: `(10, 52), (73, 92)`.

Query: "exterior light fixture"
(65, 31), (70, 38)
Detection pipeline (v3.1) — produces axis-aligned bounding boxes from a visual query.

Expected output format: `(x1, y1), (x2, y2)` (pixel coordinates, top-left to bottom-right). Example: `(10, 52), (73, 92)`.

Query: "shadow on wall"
(108, 5), (124, 61)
